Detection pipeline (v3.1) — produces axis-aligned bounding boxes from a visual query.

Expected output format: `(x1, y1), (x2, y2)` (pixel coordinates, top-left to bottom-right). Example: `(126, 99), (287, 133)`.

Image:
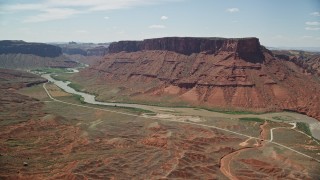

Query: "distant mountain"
(268, 46), (320, 52)
(53, 42), (110, 56)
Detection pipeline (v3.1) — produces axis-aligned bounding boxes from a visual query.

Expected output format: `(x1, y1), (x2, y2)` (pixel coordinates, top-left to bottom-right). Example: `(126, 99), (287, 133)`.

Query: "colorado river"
(42, 73), (320, 140)
(42, 74), (163, 112)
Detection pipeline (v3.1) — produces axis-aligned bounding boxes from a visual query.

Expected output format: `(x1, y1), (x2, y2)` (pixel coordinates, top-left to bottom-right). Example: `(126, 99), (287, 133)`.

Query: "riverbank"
(41, 73), (320, 140)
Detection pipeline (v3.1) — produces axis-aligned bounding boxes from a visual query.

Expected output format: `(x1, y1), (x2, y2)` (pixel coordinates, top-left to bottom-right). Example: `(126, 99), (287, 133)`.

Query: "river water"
(42, 73), (320, 140)
(42, 74), (162, 112)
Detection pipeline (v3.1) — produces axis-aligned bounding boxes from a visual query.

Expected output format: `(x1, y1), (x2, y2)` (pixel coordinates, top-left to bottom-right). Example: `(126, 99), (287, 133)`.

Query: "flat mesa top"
(117, 37), (259, 42)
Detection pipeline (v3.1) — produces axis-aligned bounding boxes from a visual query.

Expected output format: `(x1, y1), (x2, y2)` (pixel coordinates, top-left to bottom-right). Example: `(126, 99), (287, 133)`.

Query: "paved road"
(42, 83), (320, 163)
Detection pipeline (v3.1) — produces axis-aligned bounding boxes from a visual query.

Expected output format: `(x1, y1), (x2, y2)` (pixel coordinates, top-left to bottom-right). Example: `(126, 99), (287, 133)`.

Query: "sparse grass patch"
(192, 107), (265, 115)
(68, 83), (83, 91)
(73, 94), (85, 104)
(273, 116), (284, 121)
(51, 73), (73, 82)
(218, 110), (261, 115)
(296, 122), (312, 137)
(32, 67), (72, 74)
(117, 106), (155, 115)
(91, 103), (155, 115)
(272, 116), (294, 121)
(239, 117), (265, 123)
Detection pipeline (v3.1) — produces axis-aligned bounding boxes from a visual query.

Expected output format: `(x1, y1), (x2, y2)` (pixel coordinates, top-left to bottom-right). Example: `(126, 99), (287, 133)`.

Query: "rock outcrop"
(0, 40), (62, 58)
(80, 37), (320, 121)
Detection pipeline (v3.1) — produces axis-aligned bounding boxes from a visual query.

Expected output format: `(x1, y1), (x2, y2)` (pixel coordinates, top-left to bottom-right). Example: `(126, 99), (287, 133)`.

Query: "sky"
(0, 0), (319, 47)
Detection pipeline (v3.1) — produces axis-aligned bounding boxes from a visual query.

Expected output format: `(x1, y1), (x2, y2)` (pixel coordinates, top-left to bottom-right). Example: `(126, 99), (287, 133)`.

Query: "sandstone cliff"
(0, 40), (62, 58)
(79, 37), (320, 121)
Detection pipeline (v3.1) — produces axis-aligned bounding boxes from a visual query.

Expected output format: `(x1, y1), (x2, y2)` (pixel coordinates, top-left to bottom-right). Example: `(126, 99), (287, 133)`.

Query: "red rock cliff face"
(108, 37), (264, 63)
(81, 37), (320, 121)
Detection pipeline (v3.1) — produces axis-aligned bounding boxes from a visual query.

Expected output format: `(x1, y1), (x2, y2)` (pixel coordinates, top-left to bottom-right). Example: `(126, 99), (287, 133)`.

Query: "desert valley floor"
(0, 68), (319, 179)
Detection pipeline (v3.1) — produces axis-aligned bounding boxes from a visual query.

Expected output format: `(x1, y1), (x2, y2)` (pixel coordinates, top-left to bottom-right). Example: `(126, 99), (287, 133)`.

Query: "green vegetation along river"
(41, 73), (320, 140)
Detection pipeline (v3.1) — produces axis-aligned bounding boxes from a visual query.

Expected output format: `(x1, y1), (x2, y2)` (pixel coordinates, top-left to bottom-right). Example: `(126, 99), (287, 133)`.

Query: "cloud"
(161, 16), (168, 20)
(148, 24), (166, 29)
(3, 3), (45, 11)
(104, 16), (110, 20)
(310, 12), (320, 16)
(116, 30), (125, 35)
(76, 30), (88, 33)
(226, 8), (239, 13)
(45, 0), (178, 11)
(23, 8), (80, 23)
(305, 27), (320, 31)
(2, 0), (180, 22)
(305, 21), (320, 26)
(301, 35), (312, 39)
(272, 35), (284, 39)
